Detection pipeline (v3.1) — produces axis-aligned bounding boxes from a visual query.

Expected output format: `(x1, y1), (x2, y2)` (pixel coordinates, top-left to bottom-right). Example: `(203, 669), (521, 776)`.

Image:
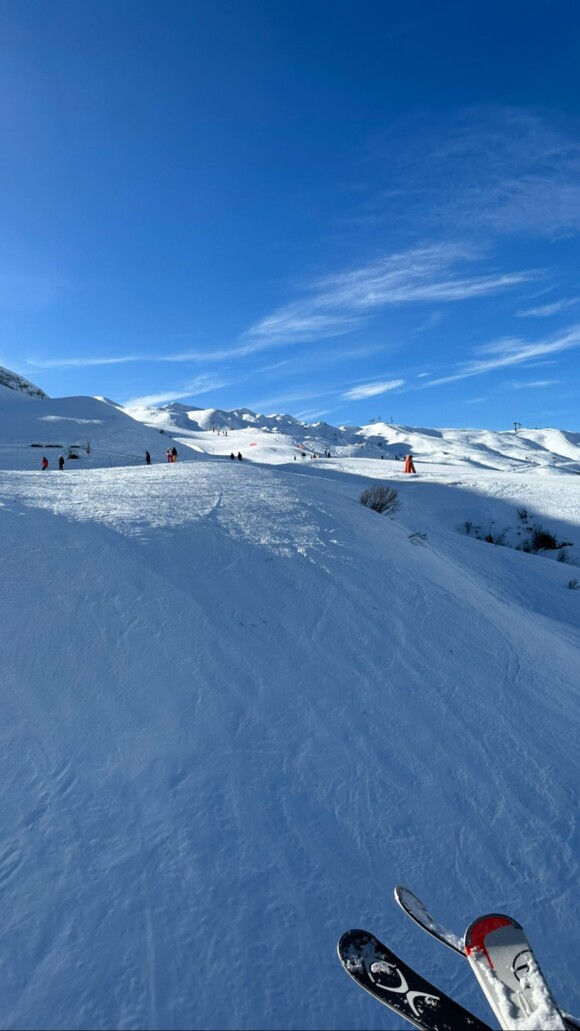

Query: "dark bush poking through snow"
(360, 485), (400, 515)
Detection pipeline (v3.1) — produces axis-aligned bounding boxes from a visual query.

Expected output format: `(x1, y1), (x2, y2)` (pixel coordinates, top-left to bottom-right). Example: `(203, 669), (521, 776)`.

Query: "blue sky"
(1, 0), (580, 429)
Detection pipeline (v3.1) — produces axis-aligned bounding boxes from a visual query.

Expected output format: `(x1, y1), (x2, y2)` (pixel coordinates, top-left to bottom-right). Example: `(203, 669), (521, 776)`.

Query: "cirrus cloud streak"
(342, 379), (405, 400)
(244, 242), (534, 346)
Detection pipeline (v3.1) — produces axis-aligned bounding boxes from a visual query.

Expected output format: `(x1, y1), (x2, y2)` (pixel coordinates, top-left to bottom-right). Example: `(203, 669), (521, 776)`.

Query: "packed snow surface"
(1, 387), (580, 1029)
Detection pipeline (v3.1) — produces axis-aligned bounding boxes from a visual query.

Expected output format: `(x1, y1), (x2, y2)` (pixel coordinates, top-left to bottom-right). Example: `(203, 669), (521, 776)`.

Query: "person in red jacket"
(41, 456), (49, 470)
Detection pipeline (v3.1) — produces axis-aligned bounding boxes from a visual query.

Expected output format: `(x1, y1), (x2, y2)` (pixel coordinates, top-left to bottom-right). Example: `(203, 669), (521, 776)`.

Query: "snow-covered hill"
(1, 372), (580, 1029)
(0, 394), (197, 471)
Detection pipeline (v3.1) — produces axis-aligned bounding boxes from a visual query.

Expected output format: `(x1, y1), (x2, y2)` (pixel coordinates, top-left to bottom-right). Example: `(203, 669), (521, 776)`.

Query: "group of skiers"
(41, 449), (180, 469)
(41, 455), (66, 470)
(42, 445), (414, 471)
(149, 447), (243, 463)
(144, 447), (178, 464)
(44, 448), (413, 469)
(41, 444), (247, 468)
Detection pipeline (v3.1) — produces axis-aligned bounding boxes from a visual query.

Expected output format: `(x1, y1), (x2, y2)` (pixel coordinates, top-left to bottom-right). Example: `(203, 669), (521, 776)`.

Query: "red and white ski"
(464, 913), (565, 1030)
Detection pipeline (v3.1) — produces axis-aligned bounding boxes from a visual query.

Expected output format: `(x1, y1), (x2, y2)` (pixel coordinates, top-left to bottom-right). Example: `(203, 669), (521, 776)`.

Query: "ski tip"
(338, 929), (387, 974)
(337, 928), (354, 952)
(464, 913), (523, 955)
(394, 884), (420, 909)
(337, 928), (371, 956)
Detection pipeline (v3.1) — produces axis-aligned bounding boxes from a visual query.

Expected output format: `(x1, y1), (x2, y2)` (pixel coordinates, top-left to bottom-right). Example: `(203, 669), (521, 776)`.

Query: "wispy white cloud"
(422, 324), (580, 387)
(24, 241), (537, 373)
(521, 358), (558, 368)
(315, 247), (528, 306)
(505, 379), (560, 389)
(29, 355), (141, 369)
(27, 343), (261, 370)
(124, 375), (233, 407)
(294, 408), (334, 421)
(375, 108), (580, 238)
(342, 379), (405, 400)
(124, 389), (189, 406)
(243, 310), (363, 347)
(464, 397), (487, 404)
(479, 328), (578, 360)
(244, 243), (533, 347)
(29, 327), (355, 369)
(517, 298), (579, 318)
(415, 310), (444, 332)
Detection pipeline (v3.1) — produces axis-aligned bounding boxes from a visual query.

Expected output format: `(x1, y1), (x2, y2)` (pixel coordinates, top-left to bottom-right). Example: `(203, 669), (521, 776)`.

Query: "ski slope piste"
(0, 370), (579, 1029)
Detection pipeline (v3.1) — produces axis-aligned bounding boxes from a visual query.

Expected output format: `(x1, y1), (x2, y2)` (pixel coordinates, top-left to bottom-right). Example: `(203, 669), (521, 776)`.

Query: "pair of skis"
(337, 886), (576, 1031)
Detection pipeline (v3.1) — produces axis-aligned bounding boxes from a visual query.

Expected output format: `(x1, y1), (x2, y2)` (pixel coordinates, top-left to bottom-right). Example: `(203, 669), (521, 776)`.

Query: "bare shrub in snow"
(567, 579), (580, 590)
(360, 485), (400, 515)
(530, 526), (559, 550)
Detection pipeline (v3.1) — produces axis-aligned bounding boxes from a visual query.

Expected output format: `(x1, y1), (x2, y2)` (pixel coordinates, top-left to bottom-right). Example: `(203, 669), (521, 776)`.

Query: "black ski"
(337, 929), (492, 1031)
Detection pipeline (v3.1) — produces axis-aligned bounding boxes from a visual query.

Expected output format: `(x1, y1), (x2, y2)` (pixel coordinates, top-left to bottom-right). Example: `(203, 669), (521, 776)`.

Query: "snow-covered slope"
(1, 374), (580, 1029)
(0, 394), (197, 470)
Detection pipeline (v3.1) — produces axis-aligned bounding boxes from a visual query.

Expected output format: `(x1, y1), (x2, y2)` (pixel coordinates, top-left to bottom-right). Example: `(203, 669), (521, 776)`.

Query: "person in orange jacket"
(41, 456), (49, 470)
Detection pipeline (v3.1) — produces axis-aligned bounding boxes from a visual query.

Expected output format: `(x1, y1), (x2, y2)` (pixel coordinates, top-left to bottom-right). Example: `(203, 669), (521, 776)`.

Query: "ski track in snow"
(1, 451), (580, 1030)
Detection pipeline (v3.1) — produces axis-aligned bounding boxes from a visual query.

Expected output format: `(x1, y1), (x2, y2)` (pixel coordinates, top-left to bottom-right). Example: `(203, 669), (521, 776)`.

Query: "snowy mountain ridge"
(122, 398), (580, 473)
(0, 364), (49, 400)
